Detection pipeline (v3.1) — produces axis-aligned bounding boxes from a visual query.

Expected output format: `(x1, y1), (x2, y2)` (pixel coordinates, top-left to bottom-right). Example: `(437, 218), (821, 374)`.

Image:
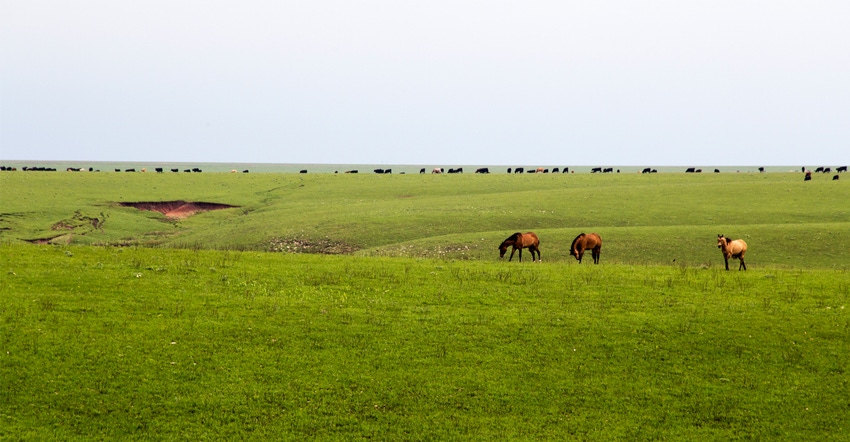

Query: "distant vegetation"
(1, 170), (848, 439)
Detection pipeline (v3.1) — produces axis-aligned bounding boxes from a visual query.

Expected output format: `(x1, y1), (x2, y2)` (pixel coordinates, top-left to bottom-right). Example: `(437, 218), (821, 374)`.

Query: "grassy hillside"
(2, 170), (849, 439)
(2, 171), (848, 268)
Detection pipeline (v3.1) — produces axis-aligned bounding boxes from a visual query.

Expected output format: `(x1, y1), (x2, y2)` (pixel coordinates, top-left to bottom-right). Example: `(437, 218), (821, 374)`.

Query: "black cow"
(374, 168), (385, 174)
(155, 168), (163, 173)
(642, 168), (652, 174)
(507, 168), (512, 173)
(420, 168), (426, 174)
(192, 168), (202, 173)
(514, 167), (524, 174)
(714, 169), (720, 173)
(815, 167), (824, 173)
(562, 167), (569, 173)
(591, 167), (602, 173)
(171, 169), (179, 172)
(758, 167), (764, 173)
(243, 170), (249, 173)
(836, 166), (847, 173)
(833, 175), (839, 180)
(126, 168), (135, 172)
(552, 167), (559, 173)
(685, 167), (696, 173)
(824, 167), (831, 173)
(299, 169), (307, 173)
(804, 171), (812, 181)
(448, 168), (463, 174)
(603, 168), (613, 173)
(475, 167), (489, 173)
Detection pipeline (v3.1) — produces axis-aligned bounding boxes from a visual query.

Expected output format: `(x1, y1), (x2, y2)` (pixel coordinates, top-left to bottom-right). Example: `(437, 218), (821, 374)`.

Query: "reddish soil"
(119, 201), (238, 219)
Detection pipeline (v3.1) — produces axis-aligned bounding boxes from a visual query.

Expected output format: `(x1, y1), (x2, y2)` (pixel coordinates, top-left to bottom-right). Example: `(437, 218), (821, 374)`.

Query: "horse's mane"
(499, 232), (522, 248)
(570, 233), (585, 249)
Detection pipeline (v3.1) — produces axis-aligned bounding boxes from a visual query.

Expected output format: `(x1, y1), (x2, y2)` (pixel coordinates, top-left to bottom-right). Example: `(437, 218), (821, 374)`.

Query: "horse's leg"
(724, 255), (730, 270)
(518, 248), (523, 262)
(509, 247), (517, 262)
(739, 257), (746, 270)
(593, 248), (600, 264)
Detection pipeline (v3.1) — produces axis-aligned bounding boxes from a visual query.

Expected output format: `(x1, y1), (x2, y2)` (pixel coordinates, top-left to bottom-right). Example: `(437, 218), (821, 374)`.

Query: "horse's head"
(717, 234), (727, 249)
(498, 242), (508, 259)
(569, 233), (584, 259)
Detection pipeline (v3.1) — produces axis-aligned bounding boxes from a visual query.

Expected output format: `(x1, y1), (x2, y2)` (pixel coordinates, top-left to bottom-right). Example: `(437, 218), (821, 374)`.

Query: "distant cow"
(514, 167), (524, 174)
(562, 167), (569, 173)
(591, 167), (602, 173)
(642, 168), (652, 174)
(475, 167), (489, 173)
(448, 168), (463, 174)
(815, 167), (824, 173)
(374, 168), (385, 174)
(156, 168), (164, 173)
(171, 169), (179, 173)
(603, 168), (613, 173)
(243, 170), (249, 173)
(192, 168), (202, 173)
(685, 167), (696, 173)
(804, 171), (812, 181)
(299, 169), (307, 174)
(714, 169), (720, 173)
(758, 167), (764, 173)
(824, 167), (831, 173)
(833, 175), (839, 181)
(432, 168), (443, 174)
(837, 166), (848, 173)
(125, 168), (135, 172)
(420, 168), (426, 174)
(552, 167), (559, 173)
(345, 170), (358, 174)
(695, 169), (702, 173)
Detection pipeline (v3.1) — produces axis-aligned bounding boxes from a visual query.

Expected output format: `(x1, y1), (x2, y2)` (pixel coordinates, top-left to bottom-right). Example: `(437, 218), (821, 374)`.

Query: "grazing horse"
(570, 233), (602, 264)
(717, 234), (747, 270)
(498, 232), (541, 262)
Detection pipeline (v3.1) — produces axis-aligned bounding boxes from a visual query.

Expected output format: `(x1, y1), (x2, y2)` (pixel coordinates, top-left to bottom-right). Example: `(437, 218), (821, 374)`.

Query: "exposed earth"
(119, 201), (238, 219)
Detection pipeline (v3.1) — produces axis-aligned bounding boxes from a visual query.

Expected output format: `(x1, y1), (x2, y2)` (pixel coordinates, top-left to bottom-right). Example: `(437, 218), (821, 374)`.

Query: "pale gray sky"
(2, 1), (848, 166)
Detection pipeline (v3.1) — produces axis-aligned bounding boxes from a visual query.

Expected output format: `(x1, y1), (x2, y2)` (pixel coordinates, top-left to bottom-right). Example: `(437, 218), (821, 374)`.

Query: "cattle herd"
(1, 165), (847, 177)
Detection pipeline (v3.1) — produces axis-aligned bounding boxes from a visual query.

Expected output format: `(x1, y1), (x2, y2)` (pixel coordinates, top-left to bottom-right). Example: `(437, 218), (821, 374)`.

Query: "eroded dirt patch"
(119, 201), (238, 219)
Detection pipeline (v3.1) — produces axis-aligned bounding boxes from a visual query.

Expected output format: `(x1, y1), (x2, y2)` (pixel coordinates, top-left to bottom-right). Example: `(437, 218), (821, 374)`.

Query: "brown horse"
(717, 234), (747, 270)
(498, 232), (541, 262)
(570, 232), (602, 264)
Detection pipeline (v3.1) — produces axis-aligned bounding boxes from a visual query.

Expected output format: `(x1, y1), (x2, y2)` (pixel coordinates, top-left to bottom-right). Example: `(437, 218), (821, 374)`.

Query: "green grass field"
(1, 170), (849, 439)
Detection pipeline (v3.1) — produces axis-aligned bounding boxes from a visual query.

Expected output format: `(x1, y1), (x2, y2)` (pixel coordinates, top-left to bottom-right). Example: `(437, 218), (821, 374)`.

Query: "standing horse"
(570, 233), (602, 264)
(498, 232), (541, 262)
(717, 234), (747, 270)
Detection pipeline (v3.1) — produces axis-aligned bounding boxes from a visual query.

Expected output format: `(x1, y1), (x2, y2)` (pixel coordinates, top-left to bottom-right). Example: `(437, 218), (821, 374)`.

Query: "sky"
(1, 1), (848, 166)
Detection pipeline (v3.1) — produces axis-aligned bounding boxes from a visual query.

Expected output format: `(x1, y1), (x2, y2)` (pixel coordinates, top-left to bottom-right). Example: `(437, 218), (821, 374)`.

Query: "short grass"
(1, 170), (849, 439)
(2, 245), (848, 440)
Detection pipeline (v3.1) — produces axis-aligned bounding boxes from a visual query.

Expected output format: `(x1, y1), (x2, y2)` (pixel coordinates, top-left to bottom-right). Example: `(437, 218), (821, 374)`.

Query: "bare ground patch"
(119, 201), (239, 219)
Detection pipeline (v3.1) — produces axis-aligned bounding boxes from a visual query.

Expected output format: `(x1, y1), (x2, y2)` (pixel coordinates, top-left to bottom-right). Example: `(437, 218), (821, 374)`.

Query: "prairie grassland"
(1, 171), (848, 268)
(1, 245), (848, 440)
(1, 170), (849, 439)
